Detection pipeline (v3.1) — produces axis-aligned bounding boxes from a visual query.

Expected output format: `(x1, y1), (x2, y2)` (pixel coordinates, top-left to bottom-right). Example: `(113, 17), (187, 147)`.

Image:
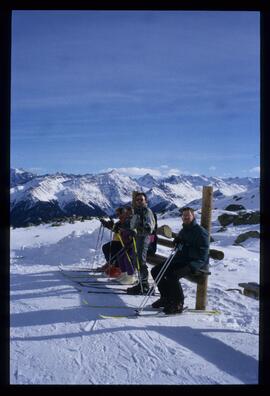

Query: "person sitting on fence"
(114, 226), (137, 285)
(99, 207), (131, 277)
(116, 203), (156, 285)
(150, 207), (209, 314)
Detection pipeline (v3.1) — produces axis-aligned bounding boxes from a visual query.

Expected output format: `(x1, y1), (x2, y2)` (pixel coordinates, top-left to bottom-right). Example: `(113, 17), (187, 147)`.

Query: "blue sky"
(11, 10), (260, 178)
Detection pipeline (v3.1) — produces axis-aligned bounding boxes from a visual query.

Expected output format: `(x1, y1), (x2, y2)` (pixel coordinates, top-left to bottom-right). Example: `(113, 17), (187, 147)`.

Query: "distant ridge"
(10, 168), (259, 227)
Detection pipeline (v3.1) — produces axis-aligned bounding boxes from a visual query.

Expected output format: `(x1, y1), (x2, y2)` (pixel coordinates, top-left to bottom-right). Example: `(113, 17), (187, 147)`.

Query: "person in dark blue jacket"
(151, 207), (209, 314)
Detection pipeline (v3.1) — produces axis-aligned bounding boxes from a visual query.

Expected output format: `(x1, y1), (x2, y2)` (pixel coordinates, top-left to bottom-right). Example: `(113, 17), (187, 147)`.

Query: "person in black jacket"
(151, 207), (209, 314)
(99, 207), (131, 275)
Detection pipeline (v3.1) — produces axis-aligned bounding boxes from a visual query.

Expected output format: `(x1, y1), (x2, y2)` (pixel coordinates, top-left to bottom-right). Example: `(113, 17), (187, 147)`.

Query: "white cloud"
(102, 166), (184, 178)
(28, 167), (45, 174)
(104, 167), (162, 177)
(209, 166), (216, 171)
(166, 168), (181, 176)
(249, 166), (260, 174)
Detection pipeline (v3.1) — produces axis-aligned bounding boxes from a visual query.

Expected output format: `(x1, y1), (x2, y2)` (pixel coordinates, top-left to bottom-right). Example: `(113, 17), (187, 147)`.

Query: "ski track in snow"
(10, 218), (259, 384)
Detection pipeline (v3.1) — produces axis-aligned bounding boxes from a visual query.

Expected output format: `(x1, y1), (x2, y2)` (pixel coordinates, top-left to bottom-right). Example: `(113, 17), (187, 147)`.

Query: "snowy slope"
(10, 215), (259, 384)
(212, 187), (259, 211)
(161, 185), (259, 220)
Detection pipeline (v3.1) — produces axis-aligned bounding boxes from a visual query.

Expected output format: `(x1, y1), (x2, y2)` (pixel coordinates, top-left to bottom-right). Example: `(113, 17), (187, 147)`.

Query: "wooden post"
(196, 186), (213, 310)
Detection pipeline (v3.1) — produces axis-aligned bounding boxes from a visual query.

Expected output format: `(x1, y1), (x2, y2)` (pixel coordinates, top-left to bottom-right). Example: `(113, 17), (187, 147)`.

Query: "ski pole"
(136, 248), (178, 314)
(90, 223), (103, 270)
(135, 247), (179, 315)
(132, 236), (143, 294)
(108, 229), (113, 265)
(105, 228), (114, 276)
(95, 223), (102, 250)
(97, 225), (105, 263)
(102, 239), (133, 267)
(92, 238), (134, 272)
(92, 223), (105, 270)
(116, 231), (138, 277)
(116, 232), (133, 265)
(109, 242), (131, 264)
(132, 237), (140, 271)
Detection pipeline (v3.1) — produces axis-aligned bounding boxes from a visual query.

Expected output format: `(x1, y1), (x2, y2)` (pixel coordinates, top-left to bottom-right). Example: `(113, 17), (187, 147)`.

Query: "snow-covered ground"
(10, 215), (259, 384)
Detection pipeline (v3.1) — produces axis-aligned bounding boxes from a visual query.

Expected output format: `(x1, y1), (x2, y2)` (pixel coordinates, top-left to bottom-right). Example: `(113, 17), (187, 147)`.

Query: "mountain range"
(10, 168), (259, 227)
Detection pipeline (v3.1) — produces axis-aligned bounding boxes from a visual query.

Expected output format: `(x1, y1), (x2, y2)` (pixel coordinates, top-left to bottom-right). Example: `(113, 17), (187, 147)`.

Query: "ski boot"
(152, 297), (168, 309)
(163, 301), (184, 315)
(126, 282), (150, 295)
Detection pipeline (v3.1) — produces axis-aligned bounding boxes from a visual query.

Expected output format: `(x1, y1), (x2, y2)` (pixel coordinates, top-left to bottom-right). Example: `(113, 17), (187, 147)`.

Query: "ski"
(59, 265), (103, 275)
(58, 265), (103, 272)
(63, 275), (97, 280)
(82, 299), (136, 309)
(146, 307), (221, 316)
(98, 306), (171, 319)
(60, 275), (99, 284)
(86, 289), (127, 295)
(78, 280), (125, 286)
(59, 270), (102, 279)
(63, 269), (102, 274)
(60, 275), (129, 288)
(59, 270), (104, 283)
(59, 265), (93, 271)
(80, 282), (160, 296)
(59, 268), (124, 283)
(99, 313), (138, 319)
(99, 311), (162, 319)
(83, 283), (154, 293)
(99, 307), (221, 319)
(74, 286), (127, 295)
(98, 307), (160, 319)
(183, 308), (221, 315)
(86, 285), (129, 293)
(75, 283), (129, 294)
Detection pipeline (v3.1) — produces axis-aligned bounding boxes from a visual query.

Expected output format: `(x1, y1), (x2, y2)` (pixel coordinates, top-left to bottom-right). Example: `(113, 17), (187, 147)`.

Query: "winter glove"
(100, 218), (114, 229)
(113, 222), (121, 233)
(173, 236), (182, 247)
(99, 218), (107, 227)
(128, 229), (137, 239)
(175, 243), (184, 253)
(144, 224), (151, 234)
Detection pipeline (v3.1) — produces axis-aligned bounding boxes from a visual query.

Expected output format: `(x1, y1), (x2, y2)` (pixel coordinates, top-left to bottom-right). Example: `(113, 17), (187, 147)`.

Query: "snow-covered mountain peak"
(13, 168), (26, 175)
(137, 173), (159, 188)
(10, 168), (260, 227)
(11, 168), (37, 188)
